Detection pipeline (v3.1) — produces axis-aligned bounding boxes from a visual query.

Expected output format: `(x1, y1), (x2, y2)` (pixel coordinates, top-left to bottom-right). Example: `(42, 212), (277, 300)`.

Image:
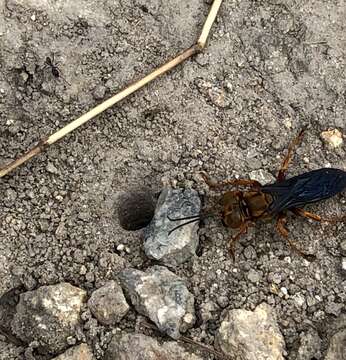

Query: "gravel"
(0, 0), (345, 358)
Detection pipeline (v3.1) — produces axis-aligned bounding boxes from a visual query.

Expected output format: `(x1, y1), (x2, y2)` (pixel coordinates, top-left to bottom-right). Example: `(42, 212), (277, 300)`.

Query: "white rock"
(321, 129), (343, 148)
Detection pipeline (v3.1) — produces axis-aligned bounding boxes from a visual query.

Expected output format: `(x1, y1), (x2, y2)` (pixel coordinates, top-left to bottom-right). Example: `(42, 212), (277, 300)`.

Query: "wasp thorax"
(221, 192), (244, 228)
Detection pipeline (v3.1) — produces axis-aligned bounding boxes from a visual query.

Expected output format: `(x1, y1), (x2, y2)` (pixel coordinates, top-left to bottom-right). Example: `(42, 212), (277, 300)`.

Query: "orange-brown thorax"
(221, 191), (273, 228)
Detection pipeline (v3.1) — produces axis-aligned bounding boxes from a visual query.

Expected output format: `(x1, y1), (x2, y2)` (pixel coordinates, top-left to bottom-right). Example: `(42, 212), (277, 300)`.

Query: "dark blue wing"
(261, 168), (346, 214)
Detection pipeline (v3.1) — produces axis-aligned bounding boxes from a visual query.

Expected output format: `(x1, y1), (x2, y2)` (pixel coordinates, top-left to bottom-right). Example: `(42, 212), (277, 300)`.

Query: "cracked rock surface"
(11, 283), (86, 354)
(87, 281), (129, 326)
(119, 266), (195, 339)
(144, 187), (201, 267)
(216, 303), (285, 360)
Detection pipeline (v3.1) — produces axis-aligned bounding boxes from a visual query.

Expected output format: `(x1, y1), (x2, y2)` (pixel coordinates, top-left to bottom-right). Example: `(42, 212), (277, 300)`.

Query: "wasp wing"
(261, 168), (346, 214)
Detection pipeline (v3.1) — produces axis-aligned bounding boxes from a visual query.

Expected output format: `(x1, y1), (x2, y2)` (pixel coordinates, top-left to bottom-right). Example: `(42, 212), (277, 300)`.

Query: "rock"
(195, 79), (230, 108)
(247, 269), (261, 284)
(216, 303), (285, 360)
(321, 129), (343, 148)
(87, 281), (129, 325)
(296, 329), (321, 360)
(249, 169), (276, 185)
(12, 283), (86, 354)
(105, 332), (203, 360)
(119, 266), (195, 339)
(325, 329), (346, 360)
(98, 252), (127, 277)
(144, 188), (201, 267)
(46, 162), (59, 174)
(93, 85), (106, 100)
(52, 344), (94, 360)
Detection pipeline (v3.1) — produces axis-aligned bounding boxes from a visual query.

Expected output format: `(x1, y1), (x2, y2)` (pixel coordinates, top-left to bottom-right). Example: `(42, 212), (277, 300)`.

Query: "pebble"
(247, 269), (261, 284)
(93, 85), (107, 100)
(321, 129), (343, 148)
(12, 283), (86, 354)
(216, 303), (285, 360)
(87, 281), (129, 325)
(119, 266), (195, 339)
(46, 162), (59, 174)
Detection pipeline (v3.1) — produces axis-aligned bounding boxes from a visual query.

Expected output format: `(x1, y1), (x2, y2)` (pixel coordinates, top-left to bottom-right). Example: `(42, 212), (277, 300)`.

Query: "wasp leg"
(277, 128), (305, 182)
(201, 172), (261, 189)
(276, 214), (316, 261)
(228, 222), (251, 260)
(292, 208), (346, 224)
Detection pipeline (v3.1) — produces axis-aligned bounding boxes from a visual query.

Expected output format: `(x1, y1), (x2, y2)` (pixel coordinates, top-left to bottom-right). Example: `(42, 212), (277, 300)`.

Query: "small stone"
(325, 302), (343, 316)
(119, 266), (195, 339)
(216, 303), (285, 360)
(249, 169), (276, 185)
(88, 281), (129, 325)
(46, 162), (59, 174)
(105, 332), (203, 360)
(116, 244), (125, 252)
(144, 188), (201, 267)
(293, 293), (306, 308)
(12, 283), (86, 354)
(93, 85), (106, 100)
(19, 71), (29, 84)
(52, 344), (94, 360)
(280, 287), (288, 296)
(321, 129), (343, 148)
(325, 329), (346, 360)
(247, 269), (261, 284)
(31, 14), (36, 21)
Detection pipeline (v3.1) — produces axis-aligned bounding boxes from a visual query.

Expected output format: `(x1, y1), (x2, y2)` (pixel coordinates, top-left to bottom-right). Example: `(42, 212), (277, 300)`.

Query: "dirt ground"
(0, 0), (345, 359)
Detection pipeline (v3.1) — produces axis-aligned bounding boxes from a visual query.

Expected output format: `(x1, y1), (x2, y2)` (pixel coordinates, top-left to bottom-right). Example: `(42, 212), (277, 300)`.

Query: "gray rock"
(216, 303), (285, 360)
(105, 332), (203, 360)
(52, 344), (94, 360)
(325, 329), (346, 360)
(296, 329), (321, 360)
(247, 269), (262, 284)
(93, 85), (106, 100)
(12, 283), (86, 354)
(144, 188), (201, 267)
(119, 266), (195, 339)
(87, 281), (129, 325)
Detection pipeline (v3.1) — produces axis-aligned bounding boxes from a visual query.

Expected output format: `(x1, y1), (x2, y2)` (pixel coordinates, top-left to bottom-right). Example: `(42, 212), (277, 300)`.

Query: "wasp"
(169, 129), (346, 260)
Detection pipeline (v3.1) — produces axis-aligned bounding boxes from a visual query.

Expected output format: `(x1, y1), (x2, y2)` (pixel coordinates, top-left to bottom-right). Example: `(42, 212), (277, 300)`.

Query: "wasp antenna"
(168, 218), (201, 236)
(167, 214), (201, 222)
